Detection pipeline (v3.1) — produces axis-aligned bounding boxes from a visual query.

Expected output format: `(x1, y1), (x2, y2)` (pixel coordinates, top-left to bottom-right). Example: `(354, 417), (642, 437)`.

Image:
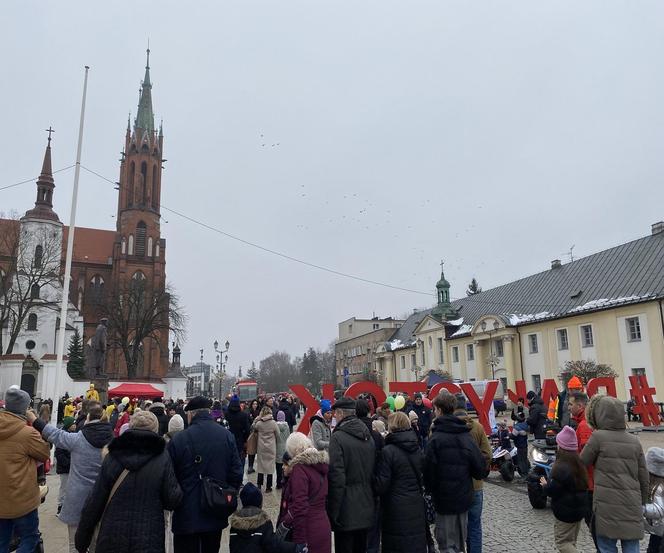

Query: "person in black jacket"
(55, 416), (75, 515)
(167, 396), (243, 553)
(328, 397), (376, 553)
(279, 397), (297, 432)
(75, 410), (183, 553)
(149, 402), (171, 436)
(411, 394), (433, 449)
(226, 395), (251, 471)
(374, 412), (427, 553)
(527, 396), (548, 439)
(424, 392), (487, 553)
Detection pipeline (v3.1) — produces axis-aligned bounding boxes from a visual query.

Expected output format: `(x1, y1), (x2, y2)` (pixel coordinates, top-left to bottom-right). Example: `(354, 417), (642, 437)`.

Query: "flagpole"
(51, 66), (90, 427)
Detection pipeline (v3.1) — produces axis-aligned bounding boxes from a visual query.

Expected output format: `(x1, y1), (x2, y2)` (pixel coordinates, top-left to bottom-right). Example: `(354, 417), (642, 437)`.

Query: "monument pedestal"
(91, 376), (110, 405)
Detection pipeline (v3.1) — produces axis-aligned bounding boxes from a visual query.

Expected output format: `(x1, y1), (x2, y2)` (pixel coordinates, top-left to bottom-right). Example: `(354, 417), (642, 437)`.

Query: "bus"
(236, 380), (258, 402)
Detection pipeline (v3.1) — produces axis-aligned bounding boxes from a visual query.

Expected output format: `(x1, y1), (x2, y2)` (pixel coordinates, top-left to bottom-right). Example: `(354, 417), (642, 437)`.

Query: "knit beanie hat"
(408, 410), (419, 423)
(320, 399), (331, 415)
(372, 420), (386, 434)
(130, 410), (159, 433)
(62, 416), (76, 430)
(556, 425), (578, 452)
(567, 376), (584, 390)
(286, 432), (313, 458)
(4, 386), (30, 415)
(277, 410), (286, 422)
(646, 447), (664, 477)
(168, 414), (184, 433)
(240, 483), (263, 508)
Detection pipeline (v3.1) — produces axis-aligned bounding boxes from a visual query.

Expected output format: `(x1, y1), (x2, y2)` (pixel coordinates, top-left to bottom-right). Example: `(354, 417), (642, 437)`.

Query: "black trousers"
(335, 529), (368, 553)
(248, 454), (256, 469)
(276, 463), (284, 488)
(516, 446), (530, 476)
(257, 473), (273, 489)
(174, 530), (222, 553)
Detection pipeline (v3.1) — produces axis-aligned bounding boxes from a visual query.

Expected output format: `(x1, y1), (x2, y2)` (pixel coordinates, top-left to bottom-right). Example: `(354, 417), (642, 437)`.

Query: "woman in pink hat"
(540, 425), (591, 552)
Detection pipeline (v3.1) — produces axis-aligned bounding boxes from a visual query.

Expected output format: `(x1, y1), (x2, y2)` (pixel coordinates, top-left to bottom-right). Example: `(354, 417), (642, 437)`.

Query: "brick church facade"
(1, 50), (169, 381)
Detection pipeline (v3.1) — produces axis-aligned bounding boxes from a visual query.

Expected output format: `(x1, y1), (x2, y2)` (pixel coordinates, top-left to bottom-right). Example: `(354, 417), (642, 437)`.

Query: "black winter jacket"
(55, 447), (70, 474)
(374, 429), (427, 553)
(167, 412), (243, 534)
(544, 462), (590, 523)
(149, 404), (170, 437)
(424, 415), (488, 515)
(278, 400), (296, 430)
(229, 507), (297, 553)
(327, 415), (376, 531)
(410, 404), (432, 438)
(527, 397), (548, 439)
(75, 430), (182, 553)
(226, 399), (251, 456)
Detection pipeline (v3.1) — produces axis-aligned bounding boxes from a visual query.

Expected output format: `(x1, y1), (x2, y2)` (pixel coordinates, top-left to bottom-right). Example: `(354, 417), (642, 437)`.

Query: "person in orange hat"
(556, 375), (585, 427)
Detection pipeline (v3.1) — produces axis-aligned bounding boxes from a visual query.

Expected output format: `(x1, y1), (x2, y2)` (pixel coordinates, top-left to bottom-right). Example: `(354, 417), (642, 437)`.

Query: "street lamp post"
(481, 320), (500, 380)
(213, 339), (230, 399)
(199, 348), (204, 396)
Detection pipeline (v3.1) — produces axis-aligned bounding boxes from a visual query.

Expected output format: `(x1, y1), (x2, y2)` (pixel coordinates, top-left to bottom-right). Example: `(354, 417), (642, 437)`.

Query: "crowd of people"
(0, 381), (663, 553)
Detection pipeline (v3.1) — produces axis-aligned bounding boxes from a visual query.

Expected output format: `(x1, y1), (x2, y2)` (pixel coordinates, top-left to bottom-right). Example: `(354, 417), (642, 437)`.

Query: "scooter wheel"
(500, 460), (515, 482)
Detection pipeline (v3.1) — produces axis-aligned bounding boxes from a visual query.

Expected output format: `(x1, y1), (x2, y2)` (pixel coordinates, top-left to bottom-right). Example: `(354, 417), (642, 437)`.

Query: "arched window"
(33, 245), (43, 269)
(135, 222), (146, 256)
(151, 165), (158, 209)
(131, 271), (146, 295)
(147, 237), (153, 257)
(27, 313), (37, 331)
(155, 243), (160, 258)
(90, 275), (105, 298)
(121, 237), (126, 254)
(140, 162), (148, 204)
(30, 284), (40, 299)
(128, 162), (135, 207)
(128, 235), (134, 255)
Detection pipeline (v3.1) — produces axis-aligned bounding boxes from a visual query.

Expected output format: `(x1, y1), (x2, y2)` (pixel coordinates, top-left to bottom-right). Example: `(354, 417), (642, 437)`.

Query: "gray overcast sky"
(2, 1), (664, 374)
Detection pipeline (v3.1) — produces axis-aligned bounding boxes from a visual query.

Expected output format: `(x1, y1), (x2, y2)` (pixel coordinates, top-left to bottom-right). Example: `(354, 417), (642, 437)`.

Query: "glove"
(295, 544), (308, 553)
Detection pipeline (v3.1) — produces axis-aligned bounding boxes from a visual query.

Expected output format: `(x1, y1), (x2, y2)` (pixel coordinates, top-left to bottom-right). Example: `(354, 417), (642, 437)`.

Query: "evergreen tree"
(66, 328), (86, 379)
(466, 277), (482, 296)
(247, 361), (259, 381)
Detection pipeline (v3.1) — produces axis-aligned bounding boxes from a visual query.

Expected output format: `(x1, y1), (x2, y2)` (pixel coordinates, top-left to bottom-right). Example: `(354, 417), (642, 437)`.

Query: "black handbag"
(186, 431), (238, 517)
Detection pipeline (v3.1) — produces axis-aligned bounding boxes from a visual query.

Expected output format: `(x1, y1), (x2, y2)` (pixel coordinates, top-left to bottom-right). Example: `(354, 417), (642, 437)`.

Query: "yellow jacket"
(64, 404), (75, 418)
(85, 389), (100, 402)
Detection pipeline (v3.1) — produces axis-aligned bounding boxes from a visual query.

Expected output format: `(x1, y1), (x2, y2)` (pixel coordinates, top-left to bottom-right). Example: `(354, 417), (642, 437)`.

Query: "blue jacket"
(168, 412), (243, 534)
(512, 421), (529, 449)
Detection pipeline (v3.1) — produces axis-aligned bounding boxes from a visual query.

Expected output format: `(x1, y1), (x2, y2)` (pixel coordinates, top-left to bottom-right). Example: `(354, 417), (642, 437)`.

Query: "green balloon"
(386, 396), (395, 410)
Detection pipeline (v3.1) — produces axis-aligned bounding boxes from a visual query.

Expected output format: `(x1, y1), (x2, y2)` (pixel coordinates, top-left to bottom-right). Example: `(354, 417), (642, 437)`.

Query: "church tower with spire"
(431, 261), (458, 320)
(109, 48), (168, 379)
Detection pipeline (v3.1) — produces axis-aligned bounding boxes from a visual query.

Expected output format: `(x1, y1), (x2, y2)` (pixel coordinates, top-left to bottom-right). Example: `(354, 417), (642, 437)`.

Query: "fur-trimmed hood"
(587, 394), (626, 431)
(229, 506), (270, 531)
(107, 429), (166, 471)
(290, 446), (329, 467)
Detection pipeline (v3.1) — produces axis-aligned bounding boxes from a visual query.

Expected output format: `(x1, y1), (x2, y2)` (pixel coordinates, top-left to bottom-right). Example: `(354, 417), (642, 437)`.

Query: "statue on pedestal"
(91, 318), (108, 377)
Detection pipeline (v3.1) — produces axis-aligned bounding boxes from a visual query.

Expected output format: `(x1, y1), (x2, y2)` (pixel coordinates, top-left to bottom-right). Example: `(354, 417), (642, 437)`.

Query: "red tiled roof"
(63, 226), (116, 265)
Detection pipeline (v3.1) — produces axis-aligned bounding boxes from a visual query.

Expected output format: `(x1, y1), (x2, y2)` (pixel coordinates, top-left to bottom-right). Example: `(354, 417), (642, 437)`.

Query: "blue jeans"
(466, 489), (483, 553)
(0, 509), (40, 553)
(596, 535), (640, 553)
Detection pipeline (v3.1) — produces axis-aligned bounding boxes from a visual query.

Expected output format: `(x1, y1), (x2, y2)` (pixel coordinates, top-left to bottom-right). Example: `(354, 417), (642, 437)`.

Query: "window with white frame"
(495, 339), (504, 357)
(452, 346), (459, 363)
(631, 367), (646, 376)
(420, 347), (425, 365)
(557, 328), (569, 350)
(581, 325), (594, 347)
(373, 323), (379, 330)
(411, 353), (416, 368)
(467, 344), (474, 361)
(438, 338), (444, 363)
(532, 374), (542, 392)
(401, 356), (406, 369)
(528, 334), (538, 354)
(626, 317), (641, 342)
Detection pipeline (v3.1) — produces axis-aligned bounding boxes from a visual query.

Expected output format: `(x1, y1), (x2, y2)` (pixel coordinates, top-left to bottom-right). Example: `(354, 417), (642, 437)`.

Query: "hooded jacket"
(410, 403), (432, 438)
(580, 394), (649, 540)
(148, 403), (170, 436)
(424, 415), (488, 515)
(309, 413), (331, 451)
(75, 430), (183, 553)
(327, 415), (376, 531)
(374, 429), (427, 553)
(226, 398), (251, 456)
(34, 417), (114, 525)
(454, 408), (492, 491)
(280, 447), (331, 553)
(0, 411), (50, 519)
(230, 507), (297, 553)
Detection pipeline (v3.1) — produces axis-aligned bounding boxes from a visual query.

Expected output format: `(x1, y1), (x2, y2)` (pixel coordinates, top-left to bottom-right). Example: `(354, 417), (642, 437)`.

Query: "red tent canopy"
(107, 383), (164, 398)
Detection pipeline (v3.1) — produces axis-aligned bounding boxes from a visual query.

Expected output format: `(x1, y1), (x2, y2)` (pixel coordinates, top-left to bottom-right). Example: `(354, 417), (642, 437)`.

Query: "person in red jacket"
(569, 391), (596, 547)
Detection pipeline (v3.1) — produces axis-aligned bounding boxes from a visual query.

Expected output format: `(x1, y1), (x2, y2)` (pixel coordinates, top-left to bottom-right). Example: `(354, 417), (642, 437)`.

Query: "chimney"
(652, 221), (664, 235)
(551, 259), (562, 269)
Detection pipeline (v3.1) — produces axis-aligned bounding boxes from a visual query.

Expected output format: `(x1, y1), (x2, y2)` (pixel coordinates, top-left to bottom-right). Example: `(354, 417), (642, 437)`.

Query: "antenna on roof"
(567, 245), (575, 262)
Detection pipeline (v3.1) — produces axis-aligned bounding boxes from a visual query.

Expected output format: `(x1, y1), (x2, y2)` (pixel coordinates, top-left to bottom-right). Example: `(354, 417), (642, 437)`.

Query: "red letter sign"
(460, 381), (499, 435)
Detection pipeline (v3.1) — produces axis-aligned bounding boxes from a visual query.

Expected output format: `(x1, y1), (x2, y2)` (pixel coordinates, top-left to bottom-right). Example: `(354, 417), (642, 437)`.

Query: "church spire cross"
(45, 126), (55, 143)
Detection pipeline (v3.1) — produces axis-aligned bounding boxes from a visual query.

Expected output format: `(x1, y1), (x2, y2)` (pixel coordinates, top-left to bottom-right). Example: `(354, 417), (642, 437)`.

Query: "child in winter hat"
(555, 424), (578, 451)
(644, 447), (664, 548)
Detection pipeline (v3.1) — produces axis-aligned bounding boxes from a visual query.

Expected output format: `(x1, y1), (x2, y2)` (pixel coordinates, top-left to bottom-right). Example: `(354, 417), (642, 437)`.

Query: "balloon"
(386, 396), (395, 411)
(122, 396), (130, 405)
(394, 396), (405, 410)
(423, 398), (432, 409)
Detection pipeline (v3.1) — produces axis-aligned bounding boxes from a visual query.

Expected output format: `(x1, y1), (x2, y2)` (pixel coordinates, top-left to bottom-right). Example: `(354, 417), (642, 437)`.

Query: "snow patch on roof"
(566, 295), (651, 314)
(451, 324), (473, 337)
(508, 312), (551, 326)
(388, 339), (413, 351)
(447, 317), (464, 326)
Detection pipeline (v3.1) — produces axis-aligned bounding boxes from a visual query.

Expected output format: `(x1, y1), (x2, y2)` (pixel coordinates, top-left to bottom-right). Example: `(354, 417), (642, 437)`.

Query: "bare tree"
(0, 214), (63, 354)
(96, 277), (186, 379)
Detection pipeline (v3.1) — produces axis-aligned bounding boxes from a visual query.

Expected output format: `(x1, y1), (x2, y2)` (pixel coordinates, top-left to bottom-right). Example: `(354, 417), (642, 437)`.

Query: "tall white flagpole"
(51, 66), (90, 427)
